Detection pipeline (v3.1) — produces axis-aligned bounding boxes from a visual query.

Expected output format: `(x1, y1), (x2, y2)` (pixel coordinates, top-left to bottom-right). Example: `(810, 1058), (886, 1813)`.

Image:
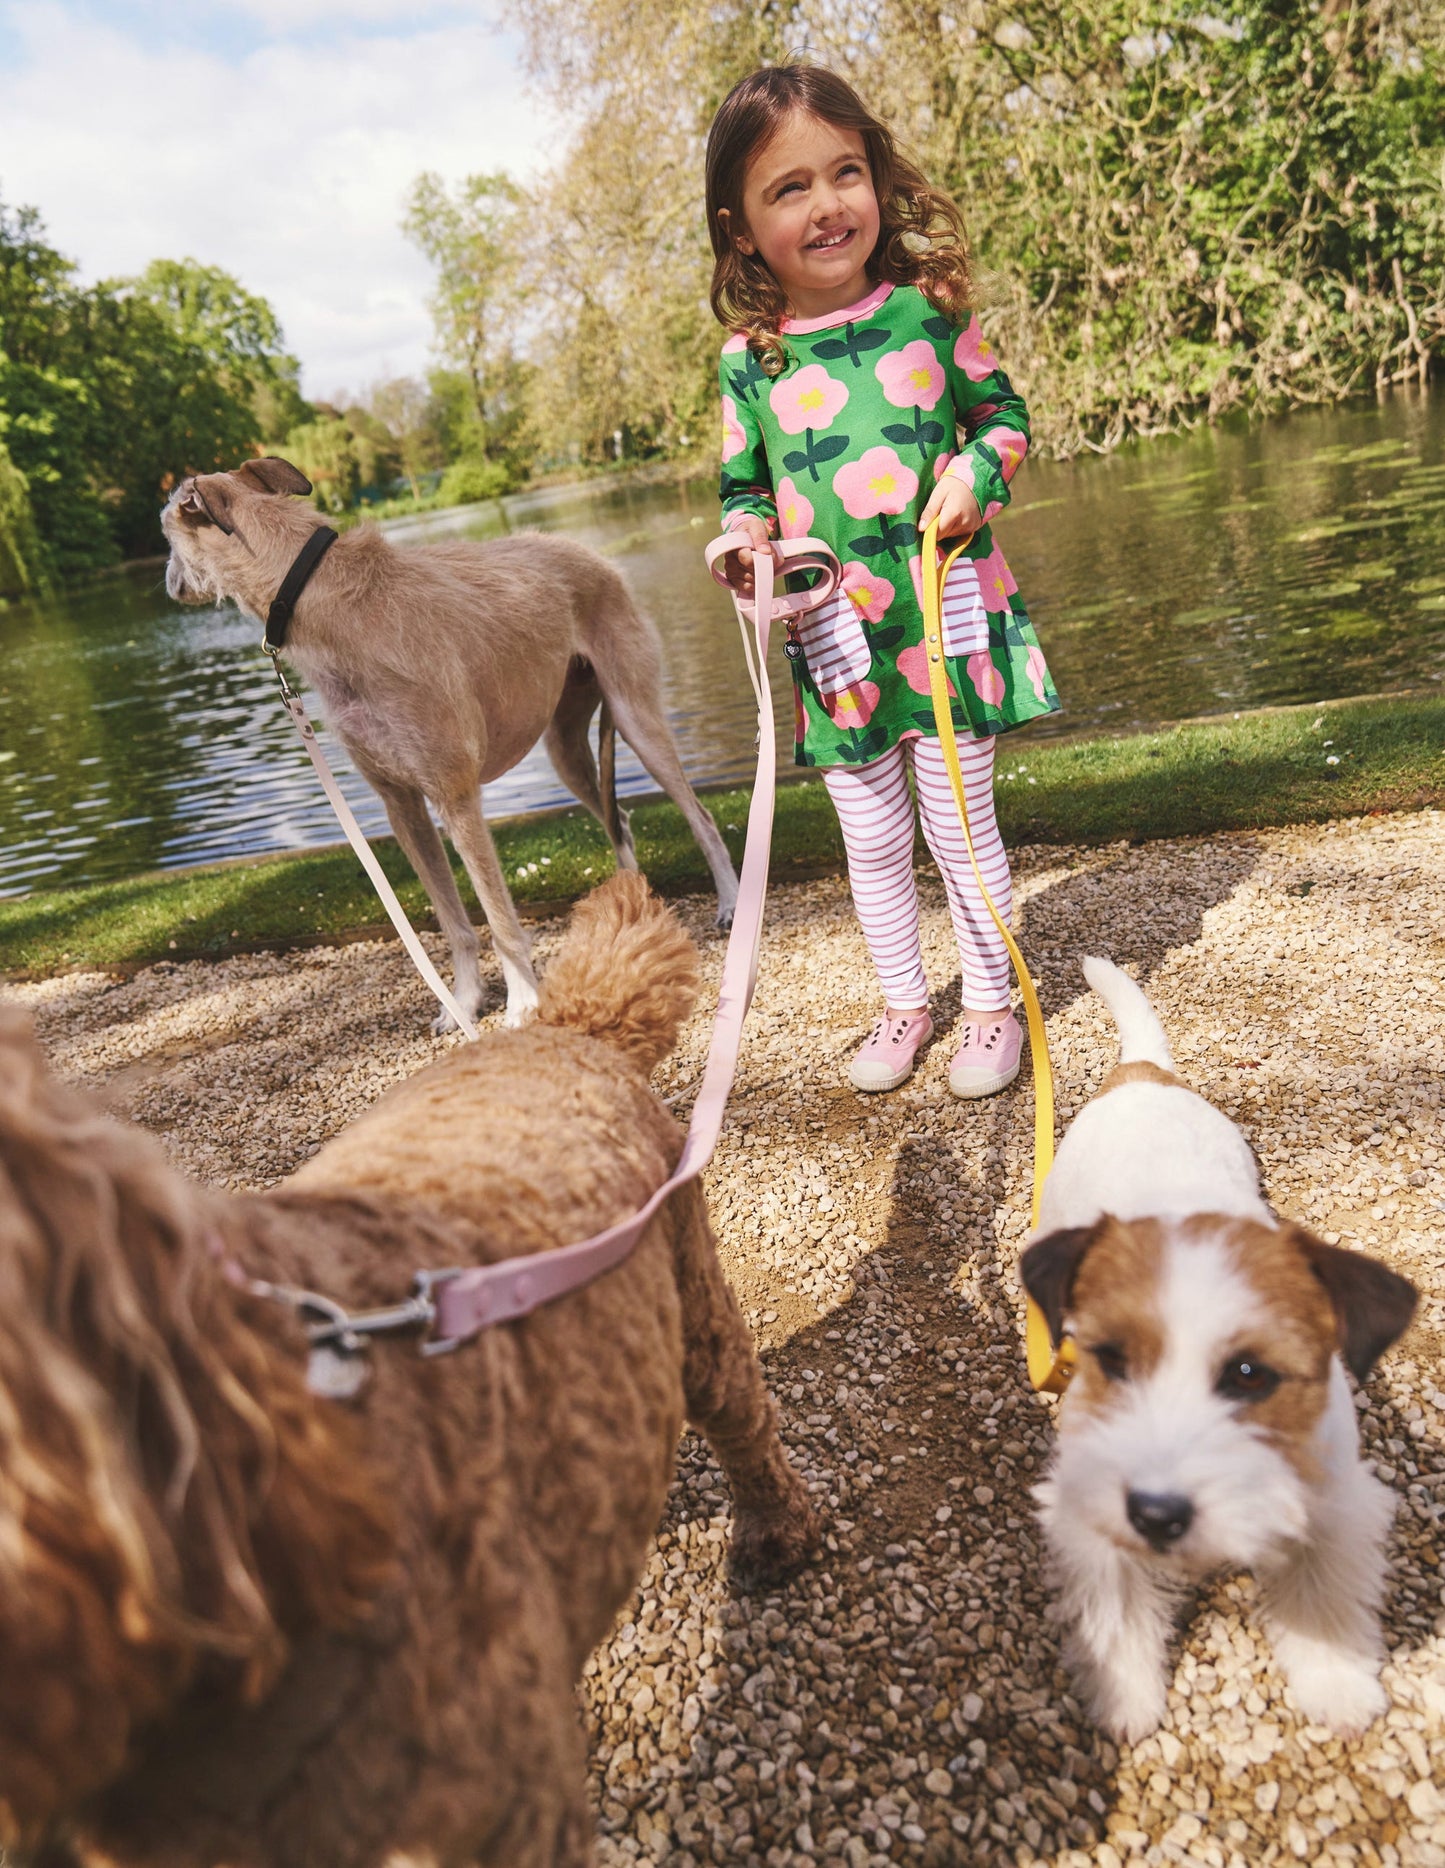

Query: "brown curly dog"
(0, 875), (818, 1868)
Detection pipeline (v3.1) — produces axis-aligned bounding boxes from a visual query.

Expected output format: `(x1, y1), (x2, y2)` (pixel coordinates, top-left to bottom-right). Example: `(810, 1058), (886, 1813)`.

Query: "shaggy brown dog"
(160, 457), (739, 1033)
(0, 876), (817, 1868)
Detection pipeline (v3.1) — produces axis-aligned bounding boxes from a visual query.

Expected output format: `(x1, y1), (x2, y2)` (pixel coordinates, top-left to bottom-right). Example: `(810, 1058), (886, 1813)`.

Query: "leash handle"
(918, 521), (1071, 1394)
(704, 532), (843, 620)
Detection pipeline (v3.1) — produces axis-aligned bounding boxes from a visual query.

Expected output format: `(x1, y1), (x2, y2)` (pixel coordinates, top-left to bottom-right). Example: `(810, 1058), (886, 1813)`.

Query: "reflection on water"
(1, 390), (1442, 897)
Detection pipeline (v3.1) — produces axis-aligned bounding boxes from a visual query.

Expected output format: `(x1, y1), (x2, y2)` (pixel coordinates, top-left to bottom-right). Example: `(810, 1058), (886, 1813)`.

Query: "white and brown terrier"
(1020, 958), (1417, 1743)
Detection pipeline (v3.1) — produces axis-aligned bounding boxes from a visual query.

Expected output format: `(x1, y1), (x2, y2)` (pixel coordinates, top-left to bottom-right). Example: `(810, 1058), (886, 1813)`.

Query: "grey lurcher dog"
(161, 457), (739, 1030)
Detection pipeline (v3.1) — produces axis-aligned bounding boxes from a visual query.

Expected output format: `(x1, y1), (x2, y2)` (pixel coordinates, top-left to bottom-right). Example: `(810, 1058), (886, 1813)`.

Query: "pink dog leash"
(419, 537), (841, 1350)
(254, 539), (840, 1366)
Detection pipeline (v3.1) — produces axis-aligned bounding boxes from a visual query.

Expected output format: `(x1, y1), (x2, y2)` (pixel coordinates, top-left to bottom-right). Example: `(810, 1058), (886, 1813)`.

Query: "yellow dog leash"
(919, 519), (1073, 1394)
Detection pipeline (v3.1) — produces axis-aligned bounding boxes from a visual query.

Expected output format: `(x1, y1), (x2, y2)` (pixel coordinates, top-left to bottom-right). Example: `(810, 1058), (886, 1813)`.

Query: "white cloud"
(0, 1), (561, 398)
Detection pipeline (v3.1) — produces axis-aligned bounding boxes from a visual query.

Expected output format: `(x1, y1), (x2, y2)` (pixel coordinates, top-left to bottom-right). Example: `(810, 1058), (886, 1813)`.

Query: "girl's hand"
(918, 476), (983, 543)
(718, 515), (779, 600)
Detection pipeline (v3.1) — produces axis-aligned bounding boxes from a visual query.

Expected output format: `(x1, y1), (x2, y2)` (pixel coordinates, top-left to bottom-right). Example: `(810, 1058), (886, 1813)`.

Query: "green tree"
(365, 375), (441, 499)
(0, 202), (310, 573)
(282, 416), (362, 513)
(497, 0), (1442, 459)
(403, 172), (528, 460)
(0, 433), (47, 599)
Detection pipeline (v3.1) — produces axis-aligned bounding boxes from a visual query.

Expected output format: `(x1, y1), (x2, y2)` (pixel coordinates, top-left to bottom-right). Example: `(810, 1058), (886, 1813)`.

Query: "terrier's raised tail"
(1082, 956), (1176, 1072)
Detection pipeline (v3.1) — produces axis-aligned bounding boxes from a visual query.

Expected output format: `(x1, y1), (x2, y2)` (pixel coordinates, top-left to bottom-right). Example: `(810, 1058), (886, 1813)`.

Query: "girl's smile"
(730, 113), (881, 320)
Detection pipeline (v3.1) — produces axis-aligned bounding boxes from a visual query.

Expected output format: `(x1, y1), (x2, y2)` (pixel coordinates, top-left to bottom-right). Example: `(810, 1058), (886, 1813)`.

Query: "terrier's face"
(1022, 1215), (1415, 1572)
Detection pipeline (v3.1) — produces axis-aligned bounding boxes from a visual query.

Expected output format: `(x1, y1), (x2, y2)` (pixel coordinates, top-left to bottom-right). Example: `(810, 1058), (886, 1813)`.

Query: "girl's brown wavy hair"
(705, 63), (974, 375)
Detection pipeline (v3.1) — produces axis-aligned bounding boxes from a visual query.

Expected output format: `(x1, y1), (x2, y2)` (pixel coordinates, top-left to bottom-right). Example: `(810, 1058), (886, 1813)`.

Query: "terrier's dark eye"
(1090, 1342), (1128, 1383)
(1217, 1355), (1280, 1402)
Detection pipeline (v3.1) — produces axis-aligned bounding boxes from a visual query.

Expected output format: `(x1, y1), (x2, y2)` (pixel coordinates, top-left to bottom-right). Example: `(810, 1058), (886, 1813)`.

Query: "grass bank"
(2, 692), (1439, 980)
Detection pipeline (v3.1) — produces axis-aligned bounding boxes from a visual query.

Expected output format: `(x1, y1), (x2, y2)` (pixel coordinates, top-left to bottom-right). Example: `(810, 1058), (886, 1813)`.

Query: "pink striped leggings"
(822, 733), (1012, 1011)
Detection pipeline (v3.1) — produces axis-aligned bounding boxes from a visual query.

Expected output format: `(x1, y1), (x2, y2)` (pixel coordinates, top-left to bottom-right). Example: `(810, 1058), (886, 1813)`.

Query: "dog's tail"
(1082, 956), (1177, 1070)
(597, 700), (637, 865)
(537, 872), (699, 1069)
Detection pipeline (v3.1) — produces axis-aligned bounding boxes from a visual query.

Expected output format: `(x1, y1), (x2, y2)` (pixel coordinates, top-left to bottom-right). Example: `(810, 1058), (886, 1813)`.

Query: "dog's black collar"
(264, 526), (339, 653)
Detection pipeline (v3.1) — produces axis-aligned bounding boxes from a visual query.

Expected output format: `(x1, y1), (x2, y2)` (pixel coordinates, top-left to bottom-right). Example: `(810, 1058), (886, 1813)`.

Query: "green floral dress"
(719, 281), (1060, 767)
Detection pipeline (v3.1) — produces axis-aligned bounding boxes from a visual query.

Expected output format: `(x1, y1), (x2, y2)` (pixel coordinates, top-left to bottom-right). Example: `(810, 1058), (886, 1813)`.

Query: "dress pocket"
(793, 590), (873, 696)
(940, 556), (990, 658)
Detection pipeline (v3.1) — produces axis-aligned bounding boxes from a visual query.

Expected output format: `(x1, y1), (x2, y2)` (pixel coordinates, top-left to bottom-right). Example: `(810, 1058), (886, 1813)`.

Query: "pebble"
(11, 809), (1444, 1867)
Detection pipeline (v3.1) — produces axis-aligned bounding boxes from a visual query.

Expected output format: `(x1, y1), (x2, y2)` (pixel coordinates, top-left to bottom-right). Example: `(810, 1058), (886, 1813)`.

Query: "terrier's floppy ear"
(177, 476), (235, 535)
(1289, 1227), (1417, 1383)
(1020, 1222), (1104, 1349)
(234, 456), (313, 497)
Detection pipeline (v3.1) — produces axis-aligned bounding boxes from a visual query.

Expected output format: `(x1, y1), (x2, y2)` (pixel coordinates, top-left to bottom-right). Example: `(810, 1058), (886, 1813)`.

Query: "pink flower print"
(981, 425), (1028, 481)
(953, 317), (1000, 383)
(769, 364), (848, 436)
(721, 395), (746, 463)
(972, 541), (1018, 611)
(833, 446), (918, 519)
(824, 680), (881, 731)
(895, 641), (957, 698)
(722, 332), (748, 355)
(942, 452), (978, 495)
(876, 340), (946, 411)
(1025, 645), (1050, 704)
(776, 476), (814, 539)
(933, 450), (955, 482)
(982, 499), (1005, 524)
(967, 652), (1006, 708)
(841, 560), (895, 623)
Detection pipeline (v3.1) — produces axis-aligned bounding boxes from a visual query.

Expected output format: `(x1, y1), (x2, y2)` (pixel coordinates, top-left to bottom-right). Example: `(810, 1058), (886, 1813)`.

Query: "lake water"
(1, 390), (1441, 898)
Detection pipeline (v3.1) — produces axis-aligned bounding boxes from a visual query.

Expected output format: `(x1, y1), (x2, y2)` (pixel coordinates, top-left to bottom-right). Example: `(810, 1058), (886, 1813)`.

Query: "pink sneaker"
(948, 1011), (1022, 1099)
(848, 1010), (934, 1093)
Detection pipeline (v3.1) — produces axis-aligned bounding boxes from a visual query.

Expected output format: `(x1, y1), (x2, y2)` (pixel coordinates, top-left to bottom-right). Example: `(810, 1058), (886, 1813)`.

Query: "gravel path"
(11, 809), (1445, 1868)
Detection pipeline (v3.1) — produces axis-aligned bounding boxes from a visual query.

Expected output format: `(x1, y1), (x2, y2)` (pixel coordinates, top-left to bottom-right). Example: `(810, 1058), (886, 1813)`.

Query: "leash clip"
(265, 645), (299, 706)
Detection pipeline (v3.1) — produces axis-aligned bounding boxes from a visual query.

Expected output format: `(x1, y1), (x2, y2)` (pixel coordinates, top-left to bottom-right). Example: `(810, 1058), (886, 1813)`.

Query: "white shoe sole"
(848, 1059), (919, 1093)
(947, 1059), (1020, 1100)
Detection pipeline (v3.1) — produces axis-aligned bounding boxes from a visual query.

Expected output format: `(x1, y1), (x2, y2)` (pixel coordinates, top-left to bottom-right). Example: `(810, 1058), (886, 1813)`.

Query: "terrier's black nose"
(1126, 1490), (1194, 1551)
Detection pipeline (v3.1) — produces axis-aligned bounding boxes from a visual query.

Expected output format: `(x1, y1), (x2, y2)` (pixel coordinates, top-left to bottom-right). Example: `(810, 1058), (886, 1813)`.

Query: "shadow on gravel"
(636, 1145), (1121, 1866)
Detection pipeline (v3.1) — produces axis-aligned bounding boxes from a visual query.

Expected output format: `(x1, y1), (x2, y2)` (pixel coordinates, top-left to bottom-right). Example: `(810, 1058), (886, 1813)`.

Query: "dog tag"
(307, 1343), (370, 1399)
(784, 635), (803, 661)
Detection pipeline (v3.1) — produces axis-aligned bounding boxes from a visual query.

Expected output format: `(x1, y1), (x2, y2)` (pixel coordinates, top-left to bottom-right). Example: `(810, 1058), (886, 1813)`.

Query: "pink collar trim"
(782, 280), (894, 334)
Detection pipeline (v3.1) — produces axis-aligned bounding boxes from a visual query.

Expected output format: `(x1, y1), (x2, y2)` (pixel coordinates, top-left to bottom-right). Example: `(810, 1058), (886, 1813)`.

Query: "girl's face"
(730, 110), (880, 320)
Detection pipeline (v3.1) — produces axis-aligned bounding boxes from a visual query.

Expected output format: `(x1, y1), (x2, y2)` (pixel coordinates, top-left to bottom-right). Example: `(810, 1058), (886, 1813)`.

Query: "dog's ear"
(176, 476), (235, 535)
(1020, 1222), (1103, 1348)
(1288, 1226), (1417, 1383)
(235, 456), (313, 497)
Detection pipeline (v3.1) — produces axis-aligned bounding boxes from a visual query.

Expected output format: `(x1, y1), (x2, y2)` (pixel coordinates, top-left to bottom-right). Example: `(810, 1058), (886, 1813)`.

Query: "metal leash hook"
(265, 643), (300, 708)
(254, 1268), (463, 1397)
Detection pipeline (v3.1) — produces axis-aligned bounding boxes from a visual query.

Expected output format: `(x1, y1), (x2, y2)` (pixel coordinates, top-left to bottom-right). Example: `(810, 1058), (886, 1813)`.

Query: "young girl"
(706, 63), (1060, 1098)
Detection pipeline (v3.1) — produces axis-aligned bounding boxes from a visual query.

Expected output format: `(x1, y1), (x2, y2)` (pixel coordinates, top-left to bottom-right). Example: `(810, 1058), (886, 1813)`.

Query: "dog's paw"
(432, 1003), (484, 1037)
(727, 1498), (822, 1590)
(1065, 1640), (1168, 1746)
(501, 981), (540, 1029)
(1275, 1634), (1387, 1735)
(1089, 1683), (1169, 1747)
(714, 903), (736, 932)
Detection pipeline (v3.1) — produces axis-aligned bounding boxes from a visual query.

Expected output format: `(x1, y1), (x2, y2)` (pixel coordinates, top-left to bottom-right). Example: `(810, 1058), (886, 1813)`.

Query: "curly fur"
(536, 871), (699, 1068)
(0, 877), (817, 1867)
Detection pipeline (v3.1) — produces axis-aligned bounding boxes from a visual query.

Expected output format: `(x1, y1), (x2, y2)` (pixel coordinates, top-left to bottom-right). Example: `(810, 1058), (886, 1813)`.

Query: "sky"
(0, 0), (560, 400)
